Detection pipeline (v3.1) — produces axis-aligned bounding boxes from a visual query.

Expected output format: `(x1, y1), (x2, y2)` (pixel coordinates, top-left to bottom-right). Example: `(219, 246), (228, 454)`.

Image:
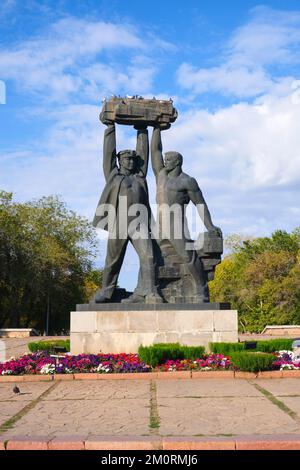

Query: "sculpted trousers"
(101, 230), (157, 299)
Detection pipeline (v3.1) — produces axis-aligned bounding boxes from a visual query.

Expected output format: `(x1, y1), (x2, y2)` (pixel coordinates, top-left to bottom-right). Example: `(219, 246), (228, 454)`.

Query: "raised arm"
(103, 123), (117, 182)
(135, 126), (149, 177)
(188, 178), (221, 234)
(151, 127), (164, 179)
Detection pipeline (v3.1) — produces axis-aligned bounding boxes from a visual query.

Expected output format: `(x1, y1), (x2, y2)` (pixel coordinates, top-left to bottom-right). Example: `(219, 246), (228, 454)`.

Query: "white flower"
(2, 370), (13, 375)
(278, 350), (294, 359)
(40, 363), (55, 374)
(280, 364), (296, 370)
(93, 363), (111, 373)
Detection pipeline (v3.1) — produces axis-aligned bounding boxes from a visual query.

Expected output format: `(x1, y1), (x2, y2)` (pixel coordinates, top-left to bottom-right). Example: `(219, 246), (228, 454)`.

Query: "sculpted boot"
(93, 289), (110, 303)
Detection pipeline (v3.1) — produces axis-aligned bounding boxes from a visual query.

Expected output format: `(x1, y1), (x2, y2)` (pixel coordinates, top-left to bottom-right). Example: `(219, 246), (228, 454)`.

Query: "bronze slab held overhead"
(100, 96), (178, 127)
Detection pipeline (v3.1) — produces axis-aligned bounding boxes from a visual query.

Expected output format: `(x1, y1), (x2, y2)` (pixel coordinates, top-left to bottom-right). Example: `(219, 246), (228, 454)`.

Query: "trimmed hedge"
(28, 339), (70, 353)
(210, 339), (295, 355)
(209, 342), (244, 355)
(138, 343), (205, 368)
(255, 339), (294, 353)
(230, 352), (275, 372)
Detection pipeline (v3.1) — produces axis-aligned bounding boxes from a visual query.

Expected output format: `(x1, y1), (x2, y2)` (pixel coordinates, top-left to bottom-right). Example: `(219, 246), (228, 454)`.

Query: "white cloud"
(0, 17), (158, 100)
(177, 6), (300, 98)
(164, 91), (300, 190)
(177, 62), (273, 98)
(82, 62), (157, 99)
(228, 6), (300, 67)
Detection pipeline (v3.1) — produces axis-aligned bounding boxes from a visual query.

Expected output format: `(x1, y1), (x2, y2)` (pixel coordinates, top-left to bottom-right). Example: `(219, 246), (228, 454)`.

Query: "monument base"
(70, 304), (238, 354)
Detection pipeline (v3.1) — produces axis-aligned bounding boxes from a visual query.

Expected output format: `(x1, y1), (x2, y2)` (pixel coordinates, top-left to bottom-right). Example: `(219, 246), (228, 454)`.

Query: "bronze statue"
(92, 97), (223, 304)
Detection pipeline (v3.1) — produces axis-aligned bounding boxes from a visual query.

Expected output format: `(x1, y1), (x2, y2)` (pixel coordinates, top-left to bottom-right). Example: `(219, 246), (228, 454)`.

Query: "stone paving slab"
(276, 397), (300, 415)
(0, 378), (300, 442)
(43, 380), (150, 401)
(157, 379), (262, 398)
(2, 381), (150, 438)
(0, 402), (28, 427)
(254, 379), (300, 396)
(157, 396), (300, 436)
(0, 382), (54, 427)
(0, 382), (52, 401)
(4, 398), (150, 437)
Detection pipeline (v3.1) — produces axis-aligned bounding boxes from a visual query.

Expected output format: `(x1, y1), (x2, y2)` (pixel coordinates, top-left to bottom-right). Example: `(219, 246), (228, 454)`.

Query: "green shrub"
(230, 352), (275, 372)
(180, 346), (205, 360)
(210, 338), (295, 355)
(255, 339), (294, 353)
(28, 339), (70, 353)
(209, 342), (244, 354)
(138, 343), (205, 368)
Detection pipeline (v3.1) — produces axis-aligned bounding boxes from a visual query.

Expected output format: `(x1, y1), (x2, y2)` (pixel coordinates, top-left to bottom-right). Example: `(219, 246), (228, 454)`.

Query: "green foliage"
(255, 339), (294, 352)
(230, 352), (275, 372)
(28, 339), (70, 353)
(210, 339), (294, 355)
(209, 229), (300, 333)
(138, 343), (205, 367)
(0, 191), (100, 332)
(180, 345), (206, 360)
(209, 342), (244, 354)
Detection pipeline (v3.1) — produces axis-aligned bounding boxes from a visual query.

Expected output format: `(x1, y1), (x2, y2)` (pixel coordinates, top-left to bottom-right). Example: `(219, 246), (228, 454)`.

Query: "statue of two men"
(93, 103), (221, 304)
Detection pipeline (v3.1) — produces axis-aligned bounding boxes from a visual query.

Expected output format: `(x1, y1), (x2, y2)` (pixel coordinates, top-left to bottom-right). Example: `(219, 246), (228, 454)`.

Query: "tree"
(209, 229), (300, 332)
(0, 191), (100, 333)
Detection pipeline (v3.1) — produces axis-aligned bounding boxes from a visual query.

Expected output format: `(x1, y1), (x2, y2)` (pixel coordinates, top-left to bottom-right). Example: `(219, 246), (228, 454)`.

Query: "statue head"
(117, 149), (138, 173)
(164, 151), (183, 173)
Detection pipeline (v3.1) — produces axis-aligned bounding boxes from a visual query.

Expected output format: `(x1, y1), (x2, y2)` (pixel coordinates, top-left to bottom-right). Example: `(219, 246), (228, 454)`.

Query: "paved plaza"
(0, 377), (300, 449)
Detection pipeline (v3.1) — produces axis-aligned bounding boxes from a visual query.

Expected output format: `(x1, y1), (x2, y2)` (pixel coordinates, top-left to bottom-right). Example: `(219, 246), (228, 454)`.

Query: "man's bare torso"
(157, 169), (193, 206)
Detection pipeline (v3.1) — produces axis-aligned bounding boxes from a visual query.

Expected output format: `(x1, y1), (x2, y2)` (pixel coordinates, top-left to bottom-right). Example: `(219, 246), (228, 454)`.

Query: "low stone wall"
(261, 325), (300, 336)
(0, 328), (38, 338)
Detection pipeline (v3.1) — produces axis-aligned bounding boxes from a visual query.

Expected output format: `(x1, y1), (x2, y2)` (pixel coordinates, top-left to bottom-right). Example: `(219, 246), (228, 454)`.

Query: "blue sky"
(1, 0), (300, 290)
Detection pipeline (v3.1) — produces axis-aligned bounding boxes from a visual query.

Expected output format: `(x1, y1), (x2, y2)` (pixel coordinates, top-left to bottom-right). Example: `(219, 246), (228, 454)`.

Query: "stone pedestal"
(70, 303), (238, 354)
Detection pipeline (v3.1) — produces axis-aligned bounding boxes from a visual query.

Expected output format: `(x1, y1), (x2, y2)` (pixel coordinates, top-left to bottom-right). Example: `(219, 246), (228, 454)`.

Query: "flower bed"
(0, 352), (232, 375)
(0, 350), (299, 376)
(0, 352), (151, 376)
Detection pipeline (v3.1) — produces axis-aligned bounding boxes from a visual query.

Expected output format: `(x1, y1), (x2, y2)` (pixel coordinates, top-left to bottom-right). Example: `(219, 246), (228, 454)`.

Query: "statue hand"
(100, 111), (114, 126)
(159, 122), (171, 130)
(153, 122), (171, 131)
